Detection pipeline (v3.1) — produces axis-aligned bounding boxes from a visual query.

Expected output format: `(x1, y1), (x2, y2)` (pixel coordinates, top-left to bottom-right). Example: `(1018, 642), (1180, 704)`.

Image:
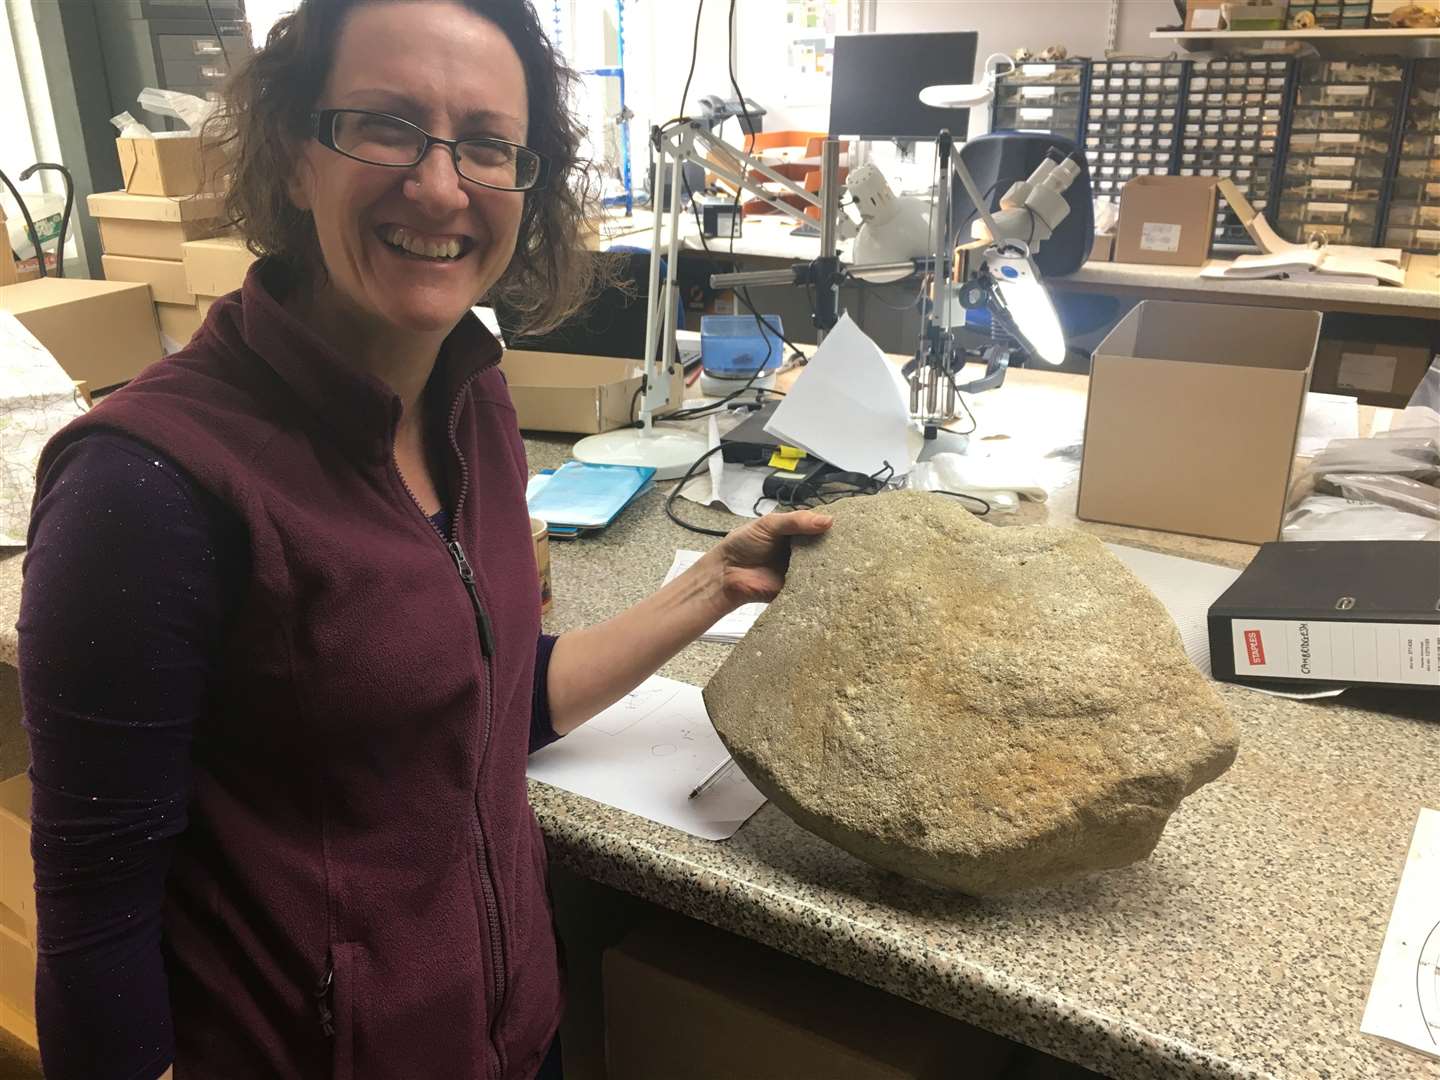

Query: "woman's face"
(290, 1), (530, 335)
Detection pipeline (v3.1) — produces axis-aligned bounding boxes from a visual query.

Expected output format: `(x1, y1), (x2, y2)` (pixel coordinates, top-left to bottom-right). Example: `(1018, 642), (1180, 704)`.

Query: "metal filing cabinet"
(1178, 57), (1295, 249)
(990, 60), (1088, 143)
(1383, 58), (1440, 254)
(1084, 59), (1187, 201)
(93, 0), (252, 130)
(1277, 57), (1406, 246)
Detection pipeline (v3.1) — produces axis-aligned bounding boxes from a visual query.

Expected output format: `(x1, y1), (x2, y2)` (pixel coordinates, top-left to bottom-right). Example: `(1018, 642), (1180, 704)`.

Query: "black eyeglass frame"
(309, 108), (550, 192)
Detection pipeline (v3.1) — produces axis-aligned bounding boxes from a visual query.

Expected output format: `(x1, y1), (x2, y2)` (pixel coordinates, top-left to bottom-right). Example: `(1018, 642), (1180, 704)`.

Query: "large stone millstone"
(703, 491), (1239, 895)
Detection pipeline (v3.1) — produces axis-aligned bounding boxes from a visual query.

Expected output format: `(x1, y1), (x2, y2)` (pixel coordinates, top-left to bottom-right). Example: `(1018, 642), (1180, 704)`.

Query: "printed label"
(1329, 85), (1369, 98)
(1024, 63), (1057, 77)
(1312, 178), (1354, 191)
(1306, 201), (1349, 212)
(1140, 222), (1183, 253)
(1230, 620), (1439, 687)
(1419, 229), (1440, 243)
(1020, 107), (1054, 120)
(1244, 630), (1266, 666)
(1338, 351), (1399, 394)
(1319, 132), (1361, 144)
(1315, 156), (1357, 168)
(1021, 86), (1056, 99)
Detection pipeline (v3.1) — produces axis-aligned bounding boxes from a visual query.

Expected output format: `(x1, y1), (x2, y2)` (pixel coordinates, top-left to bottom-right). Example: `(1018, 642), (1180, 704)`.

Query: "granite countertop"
(523, 420), (1439, 1080)
(3, 375), (1436, 1079)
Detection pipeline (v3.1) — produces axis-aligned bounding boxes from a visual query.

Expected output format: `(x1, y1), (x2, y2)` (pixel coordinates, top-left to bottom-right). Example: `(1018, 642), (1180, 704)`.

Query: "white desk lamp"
(572, 121), (859, 480)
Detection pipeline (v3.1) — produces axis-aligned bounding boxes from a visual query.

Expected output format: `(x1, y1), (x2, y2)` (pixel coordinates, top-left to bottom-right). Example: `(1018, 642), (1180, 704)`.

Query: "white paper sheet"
(1104, 544), (1242, 678)
(526, 676), (766, 840)
(663, 549), (766, 643)
(764, 313), (922, 477)
(0, 313), (89, 548)
(1299, 392), (1361, 457)
(1362, 808), (1440, 1062)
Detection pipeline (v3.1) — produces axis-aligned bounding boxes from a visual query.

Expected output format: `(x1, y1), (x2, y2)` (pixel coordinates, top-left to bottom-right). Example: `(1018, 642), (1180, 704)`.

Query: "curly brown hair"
(202, 0), (605, 334)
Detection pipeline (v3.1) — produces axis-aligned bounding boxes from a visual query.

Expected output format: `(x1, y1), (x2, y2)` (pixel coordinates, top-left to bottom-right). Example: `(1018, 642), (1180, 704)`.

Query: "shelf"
(1151, 28), (1440, 57)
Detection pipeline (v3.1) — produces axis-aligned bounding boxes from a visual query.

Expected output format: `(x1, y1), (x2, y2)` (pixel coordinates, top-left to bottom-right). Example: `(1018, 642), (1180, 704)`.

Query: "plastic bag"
(1316, 473), (1440, 518)
(137, 88), (216, 133)
(1307, 436), (1439, 481)
(1282, 495), (1440, 542)
(1382, 355), (1440, 439)
(110, 111), (149, 139)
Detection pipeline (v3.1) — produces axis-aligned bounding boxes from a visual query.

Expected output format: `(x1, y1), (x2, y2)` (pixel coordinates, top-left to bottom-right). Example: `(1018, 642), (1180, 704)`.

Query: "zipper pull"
(447, 540), (496, 658)
(316, 960), (335, 1038)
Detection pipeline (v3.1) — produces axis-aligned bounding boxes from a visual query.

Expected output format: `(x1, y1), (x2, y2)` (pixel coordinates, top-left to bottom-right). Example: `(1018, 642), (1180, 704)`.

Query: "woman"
(17, 2), (830, 1077)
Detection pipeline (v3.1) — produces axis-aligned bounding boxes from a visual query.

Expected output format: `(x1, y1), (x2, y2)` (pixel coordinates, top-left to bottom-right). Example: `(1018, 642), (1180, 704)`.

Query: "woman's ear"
(286, 142), (316, 212)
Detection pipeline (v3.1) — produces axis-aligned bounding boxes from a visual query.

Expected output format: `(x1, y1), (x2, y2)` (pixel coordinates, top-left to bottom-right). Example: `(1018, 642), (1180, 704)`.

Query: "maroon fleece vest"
(36, 263), (560, 1078)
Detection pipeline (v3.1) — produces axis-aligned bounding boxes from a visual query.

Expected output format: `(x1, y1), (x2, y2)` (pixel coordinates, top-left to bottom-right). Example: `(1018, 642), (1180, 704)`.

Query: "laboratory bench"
(0, 371), (1436, 1079)
(519, 369), (1437, 1080)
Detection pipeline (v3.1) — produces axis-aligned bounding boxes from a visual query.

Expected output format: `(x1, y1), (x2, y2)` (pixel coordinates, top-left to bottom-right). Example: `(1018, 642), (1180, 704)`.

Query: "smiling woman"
(19, 4), (834, 1080)
(205, 0), (599, 335)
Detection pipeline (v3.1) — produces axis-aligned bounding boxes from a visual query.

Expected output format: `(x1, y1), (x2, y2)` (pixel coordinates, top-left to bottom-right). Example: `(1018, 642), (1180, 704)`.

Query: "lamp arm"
(951, 151), (1005, 251)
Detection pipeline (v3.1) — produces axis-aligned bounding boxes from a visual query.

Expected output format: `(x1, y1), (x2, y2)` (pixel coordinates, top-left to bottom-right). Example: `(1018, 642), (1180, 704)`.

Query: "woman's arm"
(19, 434), (240, 1080)
(544, 510), (831, 735)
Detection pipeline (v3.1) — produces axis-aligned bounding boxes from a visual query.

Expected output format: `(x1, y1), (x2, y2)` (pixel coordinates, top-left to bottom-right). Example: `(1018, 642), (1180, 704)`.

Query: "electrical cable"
(203, 0), (232, 68)
(664, 445), (732, 536)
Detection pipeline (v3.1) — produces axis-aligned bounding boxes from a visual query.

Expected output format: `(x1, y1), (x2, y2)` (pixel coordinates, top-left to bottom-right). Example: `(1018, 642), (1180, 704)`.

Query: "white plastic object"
(110, 111), (150, 139)
(137, 88), (216, 132)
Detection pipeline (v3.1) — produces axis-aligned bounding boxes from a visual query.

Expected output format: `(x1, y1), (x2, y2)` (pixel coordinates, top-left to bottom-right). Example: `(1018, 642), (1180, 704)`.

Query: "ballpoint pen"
(689, 756), (736, 800)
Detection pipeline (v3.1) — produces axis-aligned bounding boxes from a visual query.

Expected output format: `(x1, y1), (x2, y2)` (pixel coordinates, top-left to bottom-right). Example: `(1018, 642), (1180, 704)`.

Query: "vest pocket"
(327, 942), (359, 1080)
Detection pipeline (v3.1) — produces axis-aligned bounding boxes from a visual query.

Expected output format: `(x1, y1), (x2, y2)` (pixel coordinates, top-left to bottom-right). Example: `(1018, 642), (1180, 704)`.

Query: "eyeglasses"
(310, 108), (548, 192)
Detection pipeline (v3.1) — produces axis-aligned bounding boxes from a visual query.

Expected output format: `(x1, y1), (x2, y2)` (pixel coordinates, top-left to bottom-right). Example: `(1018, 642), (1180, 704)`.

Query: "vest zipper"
(447, 540), (495, 658)
(390, 363), (509, 1079)
(316, 959), (335, 1038)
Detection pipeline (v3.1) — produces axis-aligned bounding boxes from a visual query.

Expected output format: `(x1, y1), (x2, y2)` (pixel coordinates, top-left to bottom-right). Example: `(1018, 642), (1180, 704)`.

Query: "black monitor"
(828, 31), (979, 141)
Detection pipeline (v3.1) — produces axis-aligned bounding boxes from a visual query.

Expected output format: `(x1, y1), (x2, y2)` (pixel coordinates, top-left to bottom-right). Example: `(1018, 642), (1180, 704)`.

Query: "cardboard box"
(499, 350), (685, 434)
(0, 774), (33, 947)
(156, 300), (209, 348)
(0, 278), (163, 391)
(604, 917), (1015, 1080)
(88, 189), (226, 260)
(0, 203), (16, 287)
(181, 235), (256, 297)
(1186, 0), (1227, 29)
(1078, 300), (1321, 545)
(1313, 338), (1436, 409)
(0, 922), (35, 1032)
(102, 253), (195, 306)
(1115, 176), (1217, 267)
(116, 134), (222, 198)
(1089, 232), (1114, 263)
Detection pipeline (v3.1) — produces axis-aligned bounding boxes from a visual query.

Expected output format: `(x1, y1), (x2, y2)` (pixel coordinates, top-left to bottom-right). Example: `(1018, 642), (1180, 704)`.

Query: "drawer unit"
(990, 60), (1088, 142)
(1084, 59), (1186, 200)
(1382, 58), (1440, 253)
(1178, 57), (1294, 247)
(1277, 58), (1405, 246)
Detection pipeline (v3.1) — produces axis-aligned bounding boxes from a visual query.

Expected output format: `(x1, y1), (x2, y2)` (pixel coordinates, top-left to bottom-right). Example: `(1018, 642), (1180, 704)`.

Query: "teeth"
(382, 225), (464, 260)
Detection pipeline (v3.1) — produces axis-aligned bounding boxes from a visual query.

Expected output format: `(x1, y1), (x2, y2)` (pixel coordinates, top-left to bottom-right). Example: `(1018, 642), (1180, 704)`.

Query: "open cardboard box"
(116, 134), (224, 198)
(1115, 176), (1217, 267)
(500, 350), (686, 434)
(1078, 300), (1321, 545)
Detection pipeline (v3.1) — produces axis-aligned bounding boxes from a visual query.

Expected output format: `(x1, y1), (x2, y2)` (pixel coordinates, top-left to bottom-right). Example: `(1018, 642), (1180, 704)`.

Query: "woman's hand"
(700, 509), (834, 611)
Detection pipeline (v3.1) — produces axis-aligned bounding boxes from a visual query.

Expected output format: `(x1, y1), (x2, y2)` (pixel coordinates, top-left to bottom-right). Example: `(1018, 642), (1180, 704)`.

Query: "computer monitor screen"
(828, 31), (979, 141)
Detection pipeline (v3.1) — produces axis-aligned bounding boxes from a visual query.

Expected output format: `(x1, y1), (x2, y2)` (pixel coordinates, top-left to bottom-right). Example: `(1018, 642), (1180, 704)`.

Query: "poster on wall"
(783, 0), (845, 103)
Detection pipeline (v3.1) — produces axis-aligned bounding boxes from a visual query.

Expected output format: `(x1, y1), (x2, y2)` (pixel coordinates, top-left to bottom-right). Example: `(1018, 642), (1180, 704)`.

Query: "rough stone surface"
(703, 490), (1239, 895)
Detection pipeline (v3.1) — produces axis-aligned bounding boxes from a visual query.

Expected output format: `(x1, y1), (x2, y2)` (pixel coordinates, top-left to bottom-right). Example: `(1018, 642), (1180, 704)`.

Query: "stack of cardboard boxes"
(90, 125), (254, 352)
(0, 775), (36, 1050)
(87, 189), (230, 349)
